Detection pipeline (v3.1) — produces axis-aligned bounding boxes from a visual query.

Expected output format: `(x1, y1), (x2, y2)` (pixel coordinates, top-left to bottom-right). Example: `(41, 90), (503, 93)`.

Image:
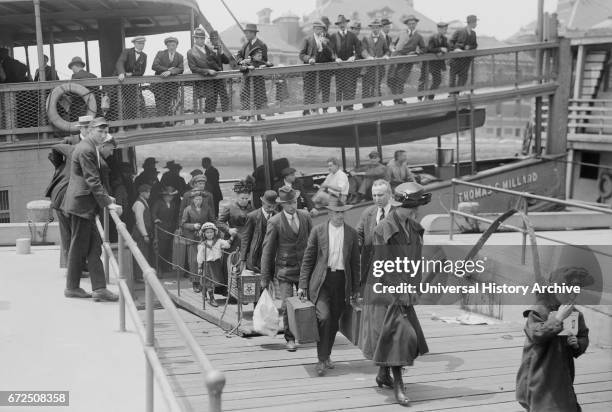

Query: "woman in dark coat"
(181, 190), (215, 292)
(217, 180), (254, 251)
(152, 186), (179, 273)
(359, 182), (430, 407)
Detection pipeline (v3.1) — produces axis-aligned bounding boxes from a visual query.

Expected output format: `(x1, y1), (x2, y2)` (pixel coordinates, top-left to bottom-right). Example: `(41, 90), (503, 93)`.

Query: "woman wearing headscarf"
(181, 190), (215, 293)
(359, 181), (430, 407)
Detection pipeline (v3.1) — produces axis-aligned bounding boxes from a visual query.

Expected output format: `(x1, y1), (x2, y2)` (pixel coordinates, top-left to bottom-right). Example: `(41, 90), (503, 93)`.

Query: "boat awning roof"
(0, 0), (203, 47)
(271, 109), (486, 148)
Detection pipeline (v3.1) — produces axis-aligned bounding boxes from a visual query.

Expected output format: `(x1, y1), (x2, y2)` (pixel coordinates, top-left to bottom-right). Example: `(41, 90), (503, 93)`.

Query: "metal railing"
(0, 42), (559, 142)
(449, 178), (612, 262)
(94, 207), (225, 412)
(568, 98), (612, 135)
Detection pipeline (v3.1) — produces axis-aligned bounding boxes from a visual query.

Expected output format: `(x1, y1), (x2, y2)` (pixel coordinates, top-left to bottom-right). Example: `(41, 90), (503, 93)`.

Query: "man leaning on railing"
(62, 117), (122, 302)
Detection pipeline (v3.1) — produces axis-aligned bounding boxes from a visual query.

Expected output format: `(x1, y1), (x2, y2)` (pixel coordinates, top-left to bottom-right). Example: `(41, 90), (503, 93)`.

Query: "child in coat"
(516, 266), (593, 412)
(197, 222), (233, 307)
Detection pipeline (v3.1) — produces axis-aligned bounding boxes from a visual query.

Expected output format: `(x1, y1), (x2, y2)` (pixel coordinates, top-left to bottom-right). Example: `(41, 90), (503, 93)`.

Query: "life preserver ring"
(47, 83), (97, 132)
(598, 173), (612, 200)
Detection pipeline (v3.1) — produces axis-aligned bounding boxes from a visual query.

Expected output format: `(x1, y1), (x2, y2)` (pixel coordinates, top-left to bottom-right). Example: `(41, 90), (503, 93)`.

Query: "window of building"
(515, 128), (522, 137)
(580, 151), (600, 180)
(495, 103), (502, 115)
(496, 128), (502, 137)
(0, 190), (9, 223)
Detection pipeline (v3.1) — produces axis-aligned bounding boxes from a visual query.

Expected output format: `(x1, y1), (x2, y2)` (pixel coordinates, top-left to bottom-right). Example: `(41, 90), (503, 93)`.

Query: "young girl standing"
(197, 222), (233, 307)
(516, 267), (592, 412)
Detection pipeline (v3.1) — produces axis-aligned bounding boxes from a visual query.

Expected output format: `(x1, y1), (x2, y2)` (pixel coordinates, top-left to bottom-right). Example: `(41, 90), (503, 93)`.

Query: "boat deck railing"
(568, 98), (612, 136)
(0, 42), (558, 144)
(94, 208), (225, 412)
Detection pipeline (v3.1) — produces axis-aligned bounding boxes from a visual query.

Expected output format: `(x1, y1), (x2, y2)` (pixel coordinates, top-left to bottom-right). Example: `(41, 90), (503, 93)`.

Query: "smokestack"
(257, 8), (272, 25)
(274, 14), (300, 46)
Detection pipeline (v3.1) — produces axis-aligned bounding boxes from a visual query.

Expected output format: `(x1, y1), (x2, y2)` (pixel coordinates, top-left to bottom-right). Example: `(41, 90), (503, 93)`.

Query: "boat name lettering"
(457, 172), (538, 202)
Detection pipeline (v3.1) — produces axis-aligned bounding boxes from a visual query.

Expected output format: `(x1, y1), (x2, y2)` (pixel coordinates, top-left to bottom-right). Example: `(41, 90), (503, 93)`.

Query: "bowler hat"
(164, 160), (182, 170)
(381, 18), (392, 26)
(325, 195), (352, 212)
(164, 36), (179, 45)
(137, 184), (152, 194)
(244, 23), (259, 32)
(335, 15), (350, 25)
(276, 186), (300, 203)
(68, 56), (86, 69)
(390, 181), (431, 207)
(261, 190), (278, 205)
(368, 19), (382, 28)
(280, 167), (296, 178)
(467, 14), (478, 23)
(142, 157), (157, 168)
(403, 15), (420, 24)
(132, 36), (146, 43)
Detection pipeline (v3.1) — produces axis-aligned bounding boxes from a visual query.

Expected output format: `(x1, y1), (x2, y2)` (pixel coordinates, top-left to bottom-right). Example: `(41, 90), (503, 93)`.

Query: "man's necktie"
(379, 208), (385, 223)
(290, 214), (299, 234)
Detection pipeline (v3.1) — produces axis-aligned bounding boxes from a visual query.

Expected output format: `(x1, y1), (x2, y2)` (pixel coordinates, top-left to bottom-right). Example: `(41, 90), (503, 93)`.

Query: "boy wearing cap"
(361, 19), (390, 108)
(388, 15), (426, 104)
(425, 22), (450, 99)
(187, 26), (232, 123)
(299, 20), (335, 115)
(298, 197), (360, 376)
(152, 37), (184, 121)
(449, 15), (478, 90)
(330, 15), (362, 112)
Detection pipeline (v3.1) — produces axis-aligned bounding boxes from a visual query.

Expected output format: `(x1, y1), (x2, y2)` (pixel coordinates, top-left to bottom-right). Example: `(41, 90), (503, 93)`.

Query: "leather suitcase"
(286, 296), (319, 344)
(340, 302), (362, 346)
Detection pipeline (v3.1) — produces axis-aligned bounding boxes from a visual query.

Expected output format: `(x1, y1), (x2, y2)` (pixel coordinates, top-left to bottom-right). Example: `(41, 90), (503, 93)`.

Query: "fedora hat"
(390, 181), (431, 207)
(244, 23), (259, 32)
(467, 14), (478, 23)
(325, 195), (352, 212)
(276, 186), (300, 203)
(164, 36), (179, 45)
(160, 186), (178, 196)
(164, 160), (182, 170)
(350, 21), (362, 29)
(280, 167), (296, 178)
(335, 14), (350, 25)
(321, 16), (331, 28)
(142, 157), (157, 168)
(68, 56), (86, 69)
(403, 15), (420, 24)
(261, 190), (278, 205)
(381, 18), (392, 26)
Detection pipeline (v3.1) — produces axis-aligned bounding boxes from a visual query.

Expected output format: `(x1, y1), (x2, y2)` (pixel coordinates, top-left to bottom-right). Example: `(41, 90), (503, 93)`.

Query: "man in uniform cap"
(299, 20), (335, 115)
(240, 190), (278, 272)
(299, 196), (360, 375)
(449, 15), (478, 92)
(261, 186), (313, 351)
(330, 15), (362, 112)
(424, 22), (450, 100)
(113, 36), (147, 121)
(361, 19), (390, 108)
(152, 36), (184, 122)
(388, 15), (426, 104)
(187, 26), (232, 123)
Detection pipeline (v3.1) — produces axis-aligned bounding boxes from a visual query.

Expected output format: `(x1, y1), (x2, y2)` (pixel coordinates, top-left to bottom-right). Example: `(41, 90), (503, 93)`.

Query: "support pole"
(84, 38), (90, 71)
(250, 136), (257, 172)
(547, 38), (572, 156)
(49, 31), (56, 77)
(341, 147), (347, 171)
(353, 125), (361, 168)
(190, 9), (195, 48)
(261, 135), (272, 189)
(24, 46), (30, 75)
(376, 121), (383, 160)
(103, 208), (110, 284)
(534, 0), (544, 156)
(33, 0), (45, 81)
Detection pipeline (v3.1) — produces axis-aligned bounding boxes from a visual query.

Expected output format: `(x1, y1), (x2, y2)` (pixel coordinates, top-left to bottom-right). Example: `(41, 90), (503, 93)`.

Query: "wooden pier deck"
(149, 306), (612, 412)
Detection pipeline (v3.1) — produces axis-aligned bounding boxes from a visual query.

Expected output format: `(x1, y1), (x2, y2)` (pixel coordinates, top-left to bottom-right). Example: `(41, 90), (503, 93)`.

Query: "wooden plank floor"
(147, 306), (612, 412)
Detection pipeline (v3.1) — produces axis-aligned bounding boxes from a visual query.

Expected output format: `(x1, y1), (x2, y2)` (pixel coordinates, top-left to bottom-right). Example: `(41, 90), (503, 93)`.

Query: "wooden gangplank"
(149, 306), (612, 412)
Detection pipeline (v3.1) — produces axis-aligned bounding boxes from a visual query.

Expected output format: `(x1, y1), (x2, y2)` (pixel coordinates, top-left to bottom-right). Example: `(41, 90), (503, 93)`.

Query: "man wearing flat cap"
(361, 19), (390, 108)
(298, 196), (360, 375)
(187, 26), (232, 123)
(114, 37), (147, 121)
(330, 14), (362, 112)
(62, 117), (122, 302)
(425, 22), (450, 100)
(261, 186), (313, 352)
(387, 15), (426, 104)
(240, 190), (278, 272)
(299, 20), (335, 115)
(449, 15), (479, 91)
(152, 37), (184, 122)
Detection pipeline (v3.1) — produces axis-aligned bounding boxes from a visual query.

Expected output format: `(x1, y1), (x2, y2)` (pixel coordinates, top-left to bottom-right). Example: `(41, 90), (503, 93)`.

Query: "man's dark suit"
(388, 30), (426, 100)
(151, 50), (184, 118)
(272, 180), (313, 211)
(187, 45), (230, 122)
(236, 39), (270, 114)
(361, 35), (389, 107)
(299, 222), (360, 361)
(236, 38), (269, 64)
(449, 27), (478, 89)
(240, 208), (275, 272)
(34, 65), (59, 81)
(299, 35), (334, 109)
(62, 137), (113, 292)
(204, 165), (223, 217)
(113, 47), (147, 120)
(261, 210), (313, 341)
(425, 33), (449, 99)
(330, 30), (361, 110)
(356, 204), (395, 285)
